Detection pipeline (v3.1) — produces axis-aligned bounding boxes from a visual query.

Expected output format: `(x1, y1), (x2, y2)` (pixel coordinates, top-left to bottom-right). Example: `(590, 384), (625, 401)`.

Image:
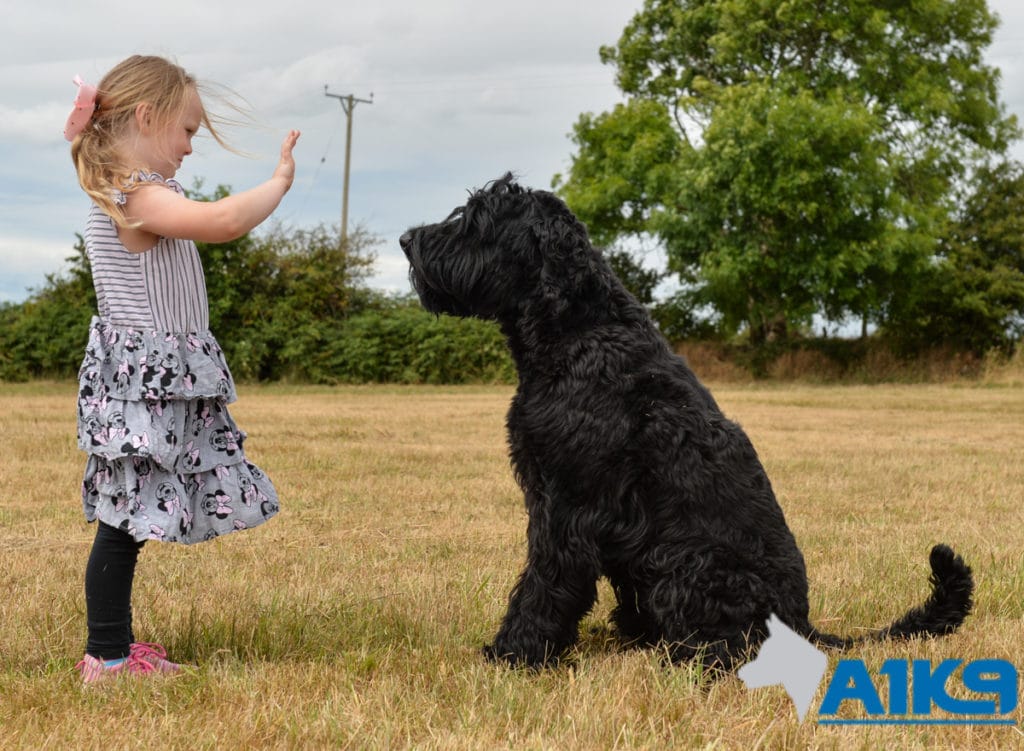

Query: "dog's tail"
(808, 544), (974, 649)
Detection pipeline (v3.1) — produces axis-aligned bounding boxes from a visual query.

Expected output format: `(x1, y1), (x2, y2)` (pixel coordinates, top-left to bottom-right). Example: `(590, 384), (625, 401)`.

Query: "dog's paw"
(481, 642), (504, 663)
(481, 642), (525, 667)
(482, 642), (557, 671)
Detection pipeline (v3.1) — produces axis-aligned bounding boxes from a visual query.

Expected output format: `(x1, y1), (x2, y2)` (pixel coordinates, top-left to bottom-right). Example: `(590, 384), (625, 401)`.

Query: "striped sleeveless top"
(85, 172), (209, 333)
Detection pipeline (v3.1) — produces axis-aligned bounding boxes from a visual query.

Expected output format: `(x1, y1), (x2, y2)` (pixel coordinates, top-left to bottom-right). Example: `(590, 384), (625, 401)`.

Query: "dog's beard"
(408, 267), (444, 313)
(408, 264), (472, 317)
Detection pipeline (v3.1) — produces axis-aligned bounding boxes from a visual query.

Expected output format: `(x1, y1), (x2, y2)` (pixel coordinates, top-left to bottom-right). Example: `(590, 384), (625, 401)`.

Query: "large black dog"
(400, 174), (973, 670)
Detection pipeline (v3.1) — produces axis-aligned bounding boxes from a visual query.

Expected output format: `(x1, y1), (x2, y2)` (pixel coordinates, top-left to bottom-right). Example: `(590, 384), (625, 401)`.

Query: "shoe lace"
(125, 653), (157, 674)
(130, 642), (169, 661)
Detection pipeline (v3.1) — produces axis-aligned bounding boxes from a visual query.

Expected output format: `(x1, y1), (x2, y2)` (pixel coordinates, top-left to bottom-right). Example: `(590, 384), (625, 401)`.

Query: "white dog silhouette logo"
(738, 614), (828, 721)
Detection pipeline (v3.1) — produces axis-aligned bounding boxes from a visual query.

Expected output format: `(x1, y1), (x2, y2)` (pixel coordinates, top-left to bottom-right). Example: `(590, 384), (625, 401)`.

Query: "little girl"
(66, 55), (300, 683)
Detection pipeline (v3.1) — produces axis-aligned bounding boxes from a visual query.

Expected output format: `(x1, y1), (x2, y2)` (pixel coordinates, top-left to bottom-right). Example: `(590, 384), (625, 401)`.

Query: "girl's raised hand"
(124, 128), (303, 246)
(274, 130), (301, 190)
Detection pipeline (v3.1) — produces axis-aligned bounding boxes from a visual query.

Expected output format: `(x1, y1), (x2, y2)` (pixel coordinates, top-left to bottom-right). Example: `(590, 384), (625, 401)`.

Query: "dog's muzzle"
(400, 230), (422, 273)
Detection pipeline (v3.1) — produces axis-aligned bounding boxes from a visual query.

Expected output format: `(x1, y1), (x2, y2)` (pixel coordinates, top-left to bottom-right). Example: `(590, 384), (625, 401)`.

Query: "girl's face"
(132, 87), (204, 179)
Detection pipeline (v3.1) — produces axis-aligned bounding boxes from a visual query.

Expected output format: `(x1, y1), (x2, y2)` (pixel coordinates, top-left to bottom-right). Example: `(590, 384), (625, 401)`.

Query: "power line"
(288, 106), (342, 223)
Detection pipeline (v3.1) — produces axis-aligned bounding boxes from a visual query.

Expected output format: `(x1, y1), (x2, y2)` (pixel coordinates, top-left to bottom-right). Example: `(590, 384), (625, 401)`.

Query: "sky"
(3, 0), (1024, 305)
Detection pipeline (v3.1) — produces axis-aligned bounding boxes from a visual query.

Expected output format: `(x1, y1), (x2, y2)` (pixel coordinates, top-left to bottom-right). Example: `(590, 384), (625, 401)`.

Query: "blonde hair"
(69, 55), (234, 226)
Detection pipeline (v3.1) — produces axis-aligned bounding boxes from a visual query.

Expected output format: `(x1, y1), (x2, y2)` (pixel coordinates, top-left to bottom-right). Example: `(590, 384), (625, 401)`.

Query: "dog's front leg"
(483, 495), (599, 669)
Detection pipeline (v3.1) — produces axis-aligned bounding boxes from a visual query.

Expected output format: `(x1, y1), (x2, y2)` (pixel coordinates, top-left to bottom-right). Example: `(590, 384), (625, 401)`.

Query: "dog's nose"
(399, 231), (412, 250)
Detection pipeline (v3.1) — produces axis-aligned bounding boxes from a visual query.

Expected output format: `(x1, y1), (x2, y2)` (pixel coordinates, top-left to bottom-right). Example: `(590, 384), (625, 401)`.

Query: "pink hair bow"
(63, 75), (98, 141)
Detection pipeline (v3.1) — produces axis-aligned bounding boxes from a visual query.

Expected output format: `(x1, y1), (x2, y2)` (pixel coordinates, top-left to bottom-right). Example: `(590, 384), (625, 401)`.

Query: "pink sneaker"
(75, 653), (156, 684)
(129, 642), (185, 674)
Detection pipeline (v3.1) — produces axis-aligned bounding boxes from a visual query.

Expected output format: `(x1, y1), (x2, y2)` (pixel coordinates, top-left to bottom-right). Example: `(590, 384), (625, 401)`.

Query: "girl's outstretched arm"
(124, 130), (300, 244)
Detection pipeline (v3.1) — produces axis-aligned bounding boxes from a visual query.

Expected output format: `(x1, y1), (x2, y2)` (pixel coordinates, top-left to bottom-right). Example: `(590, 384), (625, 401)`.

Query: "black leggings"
(84, 522), (145, 659)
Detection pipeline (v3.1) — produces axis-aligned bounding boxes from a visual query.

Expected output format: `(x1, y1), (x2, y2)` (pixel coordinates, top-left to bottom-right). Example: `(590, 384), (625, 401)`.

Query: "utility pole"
(324, 86), (373, 247)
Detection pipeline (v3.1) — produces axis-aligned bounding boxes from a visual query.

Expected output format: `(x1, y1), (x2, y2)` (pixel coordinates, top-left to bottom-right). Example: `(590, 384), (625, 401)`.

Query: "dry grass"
(0, 381), (1021, 750)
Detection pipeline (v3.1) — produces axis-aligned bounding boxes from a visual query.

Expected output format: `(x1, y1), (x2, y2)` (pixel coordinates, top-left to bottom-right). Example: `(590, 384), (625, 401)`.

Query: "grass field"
(0, 380), (1021, 750)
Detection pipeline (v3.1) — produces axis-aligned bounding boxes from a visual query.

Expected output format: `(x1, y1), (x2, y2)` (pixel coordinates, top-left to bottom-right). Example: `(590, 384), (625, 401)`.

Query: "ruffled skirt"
(77, 317), (279, 544)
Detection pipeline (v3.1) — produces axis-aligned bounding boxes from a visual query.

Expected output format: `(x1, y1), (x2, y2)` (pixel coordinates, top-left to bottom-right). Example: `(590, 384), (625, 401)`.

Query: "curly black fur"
(400, 174), (974, 670)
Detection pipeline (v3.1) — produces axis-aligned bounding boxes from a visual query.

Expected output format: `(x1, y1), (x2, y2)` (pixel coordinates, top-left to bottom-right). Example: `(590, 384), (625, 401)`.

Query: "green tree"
(312, 296), (514, 385)
(0, 236), (96, 379)
(884, 161), (1024, 353)
(239, 223), (377, 380)
(606, 249), (666, 306)
(556, 0), (1018, 347)
(187, 181), (378, 380)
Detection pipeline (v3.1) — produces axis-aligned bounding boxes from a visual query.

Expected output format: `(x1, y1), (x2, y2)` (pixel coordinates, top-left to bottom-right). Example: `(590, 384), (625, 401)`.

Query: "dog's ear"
(531, 194), (612, 315)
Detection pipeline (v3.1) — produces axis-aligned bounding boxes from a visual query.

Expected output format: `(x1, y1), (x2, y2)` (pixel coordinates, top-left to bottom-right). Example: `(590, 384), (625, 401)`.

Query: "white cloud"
(0, 102), (71, 144)
(0, 235), (77, 303)
(1, 0), (1022, 305)
(0, 235), (70, 273)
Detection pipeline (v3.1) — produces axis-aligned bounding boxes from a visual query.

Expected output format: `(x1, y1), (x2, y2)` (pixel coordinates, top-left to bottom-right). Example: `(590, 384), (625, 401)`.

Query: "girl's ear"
(134, 102), (153, 134)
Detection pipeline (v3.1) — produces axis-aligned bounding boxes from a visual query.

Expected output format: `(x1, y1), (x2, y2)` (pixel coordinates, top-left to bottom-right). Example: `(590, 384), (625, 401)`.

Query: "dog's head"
(400, 173), (613, 323)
